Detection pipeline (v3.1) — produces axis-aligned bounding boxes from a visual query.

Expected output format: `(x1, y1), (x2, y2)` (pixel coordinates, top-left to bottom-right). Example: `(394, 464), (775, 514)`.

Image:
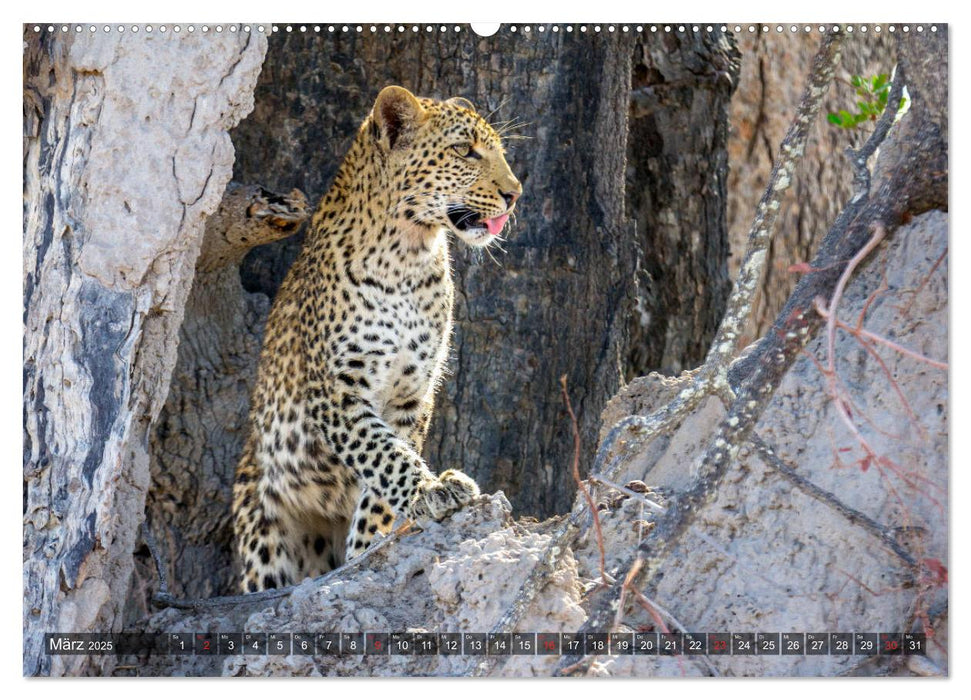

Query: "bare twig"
(631, 589), (717, 676)
(587, 474), (666, 514)
(840, 321), (948, 370)
(561, 375), (607, 584)
(815, 223), (889, 460)
(613, 557), (644, 630)
(748, 433), (917, 568)
(898, 248), (947, 317)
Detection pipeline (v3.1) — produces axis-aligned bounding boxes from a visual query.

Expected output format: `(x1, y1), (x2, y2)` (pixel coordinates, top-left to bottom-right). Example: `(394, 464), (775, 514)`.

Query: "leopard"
(232, 85), (522, 592)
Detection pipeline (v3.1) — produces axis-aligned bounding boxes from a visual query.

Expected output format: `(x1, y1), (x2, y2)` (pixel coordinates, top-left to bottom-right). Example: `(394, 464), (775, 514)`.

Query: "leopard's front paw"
(408, 469), (480, 523)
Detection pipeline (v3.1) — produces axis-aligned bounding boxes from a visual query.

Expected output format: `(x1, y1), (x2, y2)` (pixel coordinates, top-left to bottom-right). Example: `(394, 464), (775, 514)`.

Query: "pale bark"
(23, 26), (267, 676)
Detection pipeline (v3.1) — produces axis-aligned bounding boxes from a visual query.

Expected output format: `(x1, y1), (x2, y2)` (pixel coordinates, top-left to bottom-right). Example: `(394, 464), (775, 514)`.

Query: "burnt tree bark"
(230, 26), (738, 517)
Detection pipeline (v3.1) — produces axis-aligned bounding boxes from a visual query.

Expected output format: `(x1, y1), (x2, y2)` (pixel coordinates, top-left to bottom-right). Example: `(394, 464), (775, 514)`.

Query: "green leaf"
(829, 73), (901, 131)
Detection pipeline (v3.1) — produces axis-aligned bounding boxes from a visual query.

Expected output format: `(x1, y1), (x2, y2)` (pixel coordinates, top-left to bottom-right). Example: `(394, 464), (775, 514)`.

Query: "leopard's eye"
(452, 144), (481, 159)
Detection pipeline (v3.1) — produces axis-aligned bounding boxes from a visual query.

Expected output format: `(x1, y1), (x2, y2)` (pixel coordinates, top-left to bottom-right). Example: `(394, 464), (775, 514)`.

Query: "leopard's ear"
(372, 86), (426, 150)
(447, 96), (477, 113)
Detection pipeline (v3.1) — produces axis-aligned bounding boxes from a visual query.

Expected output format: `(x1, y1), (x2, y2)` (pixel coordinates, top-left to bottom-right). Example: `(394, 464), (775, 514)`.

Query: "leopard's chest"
(344, 274), (454, 414)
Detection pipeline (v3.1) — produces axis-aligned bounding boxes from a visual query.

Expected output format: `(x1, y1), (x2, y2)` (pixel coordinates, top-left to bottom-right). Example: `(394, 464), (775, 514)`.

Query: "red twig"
(817, 223), (887, 459)
(614, 557), (644, 630)
(631, 589), (688, 676)
(819, 307), (948, 371)
(560, 375), (606, 585)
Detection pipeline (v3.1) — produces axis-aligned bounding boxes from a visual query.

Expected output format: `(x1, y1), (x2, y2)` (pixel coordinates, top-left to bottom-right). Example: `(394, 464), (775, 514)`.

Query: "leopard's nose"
(500, 188), (520, 209)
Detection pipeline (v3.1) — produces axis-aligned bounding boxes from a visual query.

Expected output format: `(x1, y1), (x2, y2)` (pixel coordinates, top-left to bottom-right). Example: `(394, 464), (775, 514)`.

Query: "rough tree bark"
(230, 27), (738, 518)
(22, 26), (267, 676)
(626, 29), (739, 376)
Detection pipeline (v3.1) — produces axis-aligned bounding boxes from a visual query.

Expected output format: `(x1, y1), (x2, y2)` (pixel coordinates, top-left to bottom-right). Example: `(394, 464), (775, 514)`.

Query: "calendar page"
(23, 20), (949, 679)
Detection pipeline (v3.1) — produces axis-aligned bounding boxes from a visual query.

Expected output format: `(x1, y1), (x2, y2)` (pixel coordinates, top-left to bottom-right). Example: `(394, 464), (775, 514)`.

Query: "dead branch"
(814, 223), (889, 460)
(748, 433), (917, 568)
(587, 474), (666, 513)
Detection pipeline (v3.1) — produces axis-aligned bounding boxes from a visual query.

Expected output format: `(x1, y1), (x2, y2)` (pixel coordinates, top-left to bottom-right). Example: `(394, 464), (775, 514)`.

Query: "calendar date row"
(46, 632), (926, 657)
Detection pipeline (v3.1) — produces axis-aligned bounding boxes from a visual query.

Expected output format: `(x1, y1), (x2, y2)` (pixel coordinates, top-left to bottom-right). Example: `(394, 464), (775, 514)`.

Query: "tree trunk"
(625, 29), (740, 376)
(230, 27), (737, 517)
(22, 26), (266, 676)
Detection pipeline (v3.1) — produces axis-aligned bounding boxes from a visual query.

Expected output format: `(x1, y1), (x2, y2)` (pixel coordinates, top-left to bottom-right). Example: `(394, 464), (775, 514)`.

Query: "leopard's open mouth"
(447, 205), (511, 238)
(447, 206), (484, 232)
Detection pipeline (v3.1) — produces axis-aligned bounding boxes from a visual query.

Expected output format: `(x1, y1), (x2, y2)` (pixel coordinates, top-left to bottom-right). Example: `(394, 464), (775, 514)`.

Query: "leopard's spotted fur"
(233, 86), (521, 592)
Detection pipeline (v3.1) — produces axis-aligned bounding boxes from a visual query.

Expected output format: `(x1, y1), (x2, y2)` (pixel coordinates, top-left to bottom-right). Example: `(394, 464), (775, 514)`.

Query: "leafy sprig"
(827, 74), (908, 129)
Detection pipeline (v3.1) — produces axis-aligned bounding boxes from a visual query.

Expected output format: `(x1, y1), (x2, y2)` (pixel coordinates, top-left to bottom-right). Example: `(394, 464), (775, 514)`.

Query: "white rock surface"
(586, 210), (948, 676)
(136, 493), (585, 676)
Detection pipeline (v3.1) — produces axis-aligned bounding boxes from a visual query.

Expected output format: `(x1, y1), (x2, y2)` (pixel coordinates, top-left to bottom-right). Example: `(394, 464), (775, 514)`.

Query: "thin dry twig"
(561, 375), (607, 585)
(815, 222), (889, 459)
(587, 474), (666, 514)
(631, 589), (716, 676)
(749, 433), (918, 569)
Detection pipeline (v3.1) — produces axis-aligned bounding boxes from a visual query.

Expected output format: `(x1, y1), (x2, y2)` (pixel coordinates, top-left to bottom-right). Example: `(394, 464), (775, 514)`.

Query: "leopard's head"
(368, 85), (522, 247)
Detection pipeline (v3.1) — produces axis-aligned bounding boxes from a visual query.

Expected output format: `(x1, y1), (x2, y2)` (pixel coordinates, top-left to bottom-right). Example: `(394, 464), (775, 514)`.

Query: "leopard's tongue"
(484, 213), (510, 236)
